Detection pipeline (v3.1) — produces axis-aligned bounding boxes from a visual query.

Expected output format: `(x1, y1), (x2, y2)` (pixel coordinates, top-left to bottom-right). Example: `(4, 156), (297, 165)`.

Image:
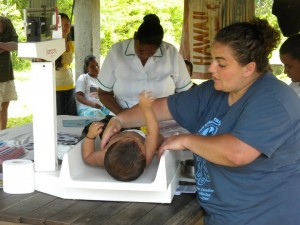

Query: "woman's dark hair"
(135, 14), (164, 47)
(280, 34), (300, 60)
(55, 13), (71, 70)
(83, 55), (97, 73)
(214, 18), (281, 74)
(104, 140), (146, 182)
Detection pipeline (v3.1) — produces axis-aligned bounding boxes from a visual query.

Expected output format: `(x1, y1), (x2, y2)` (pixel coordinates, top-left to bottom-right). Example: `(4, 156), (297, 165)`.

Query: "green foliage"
(57, 0), (74, 22)
(99, 0), (183, 56)
(255, 0), (286, 78)
(3, 0), (286, 75)
(255, 0), (280, 31)
(11, 52), (31, 71)
(7, 114), (32, 128)
(5, 0), (28, 12)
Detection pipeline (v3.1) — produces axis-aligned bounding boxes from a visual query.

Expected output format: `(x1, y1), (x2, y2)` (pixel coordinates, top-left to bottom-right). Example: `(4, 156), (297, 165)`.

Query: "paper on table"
(62, 119), (95, 127)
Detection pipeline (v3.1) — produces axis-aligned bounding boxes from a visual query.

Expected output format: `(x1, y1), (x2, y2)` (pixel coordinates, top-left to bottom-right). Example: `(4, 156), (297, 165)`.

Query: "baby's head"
(104, 132), (146, 181)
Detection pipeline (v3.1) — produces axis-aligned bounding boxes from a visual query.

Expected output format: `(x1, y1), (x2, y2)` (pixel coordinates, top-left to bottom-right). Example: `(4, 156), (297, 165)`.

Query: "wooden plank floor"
(0, 190), (204, 225)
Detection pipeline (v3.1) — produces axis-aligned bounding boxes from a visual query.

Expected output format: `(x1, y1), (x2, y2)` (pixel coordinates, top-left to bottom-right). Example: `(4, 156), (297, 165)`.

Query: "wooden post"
(74, 0), (100, 80)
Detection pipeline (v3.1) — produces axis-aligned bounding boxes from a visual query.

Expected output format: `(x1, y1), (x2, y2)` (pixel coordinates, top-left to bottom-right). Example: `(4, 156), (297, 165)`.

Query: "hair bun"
(143, 14), (160, 25)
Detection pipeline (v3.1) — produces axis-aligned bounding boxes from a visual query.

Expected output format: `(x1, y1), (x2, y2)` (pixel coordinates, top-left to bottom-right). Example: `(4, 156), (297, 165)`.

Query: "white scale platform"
(18, 40), (184, 203)
(35, 141), (182, 203)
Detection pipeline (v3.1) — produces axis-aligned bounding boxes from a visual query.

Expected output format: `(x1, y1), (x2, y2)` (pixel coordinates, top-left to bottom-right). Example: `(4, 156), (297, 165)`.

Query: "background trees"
(1, 0), (277, 71)
(1, 0), (282, 127)
(99, 0), (183, 56)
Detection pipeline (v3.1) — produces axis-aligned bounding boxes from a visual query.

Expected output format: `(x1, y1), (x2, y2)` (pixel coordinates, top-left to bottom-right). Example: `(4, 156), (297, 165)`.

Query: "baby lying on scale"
(81, 91), (163, 181)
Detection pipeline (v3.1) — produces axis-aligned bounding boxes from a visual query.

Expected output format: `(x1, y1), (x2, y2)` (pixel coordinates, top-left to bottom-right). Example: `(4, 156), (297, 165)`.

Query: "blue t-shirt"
(168, 73), (300, 225)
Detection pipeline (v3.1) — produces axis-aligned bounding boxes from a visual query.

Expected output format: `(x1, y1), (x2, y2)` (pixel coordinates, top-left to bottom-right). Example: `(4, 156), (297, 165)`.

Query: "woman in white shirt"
(97, 14), (193, 114)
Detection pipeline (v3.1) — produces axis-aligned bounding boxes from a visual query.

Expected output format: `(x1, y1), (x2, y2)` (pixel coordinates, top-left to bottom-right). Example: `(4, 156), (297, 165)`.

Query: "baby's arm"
(139, 91), (163, 165)
(82, 122), (106, 166)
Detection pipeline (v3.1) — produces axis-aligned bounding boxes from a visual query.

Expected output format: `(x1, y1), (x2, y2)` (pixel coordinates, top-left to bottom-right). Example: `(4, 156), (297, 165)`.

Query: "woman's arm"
(158, 133), (261, 167)
(98, 88), (123, 114)
(0, 41), (18, 52)
(0, 41), (18, 53)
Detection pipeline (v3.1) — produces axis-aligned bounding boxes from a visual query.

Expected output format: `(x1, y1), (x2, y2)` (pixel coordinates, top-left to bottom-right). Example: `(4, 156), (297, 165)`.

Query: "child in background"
(55, 13), (77, 116)
(76, 55), (110, 117)
(279, 34), (300, 98)
(82, 91), (163, 181)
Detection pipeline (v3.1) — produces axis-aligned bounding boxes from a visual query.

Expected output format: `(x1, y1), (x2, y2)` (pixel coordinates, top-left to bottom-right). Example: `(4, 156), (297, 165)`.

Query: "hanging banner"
(180, 0), (255, 79)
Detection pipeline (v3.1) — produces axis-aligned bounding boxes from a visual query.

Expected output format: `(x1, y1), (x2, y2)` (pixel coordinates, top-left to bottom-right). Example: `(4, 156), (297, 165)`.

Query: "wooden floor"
(0, 189), (204, 225)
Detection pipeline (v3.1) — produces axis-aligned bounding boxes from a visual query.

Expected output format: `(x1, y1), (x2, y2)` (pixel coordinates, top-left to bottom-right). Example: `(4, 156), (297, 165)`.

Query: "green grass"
(7, 114), (33, 128)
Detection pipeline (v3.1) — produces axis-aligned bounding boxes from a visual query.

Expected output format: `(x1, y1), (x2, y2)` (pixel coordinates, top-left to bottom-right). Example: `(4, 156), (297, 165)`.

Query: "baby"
(82, 91), (163, 181)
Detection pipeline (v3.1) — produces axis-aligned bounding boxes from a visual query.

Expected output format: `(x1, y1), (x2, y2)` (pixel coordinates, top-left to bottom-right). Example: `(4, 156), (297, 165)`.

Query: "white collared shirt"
(290, 82), (300, 98)
(97, 38), (193, 109)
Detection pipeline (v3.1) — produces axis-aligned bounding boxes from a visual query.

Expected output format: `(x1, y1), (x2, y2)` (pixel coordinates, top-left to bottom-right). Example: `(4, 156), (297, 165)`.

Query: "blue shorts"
(77, 107), (110, 118)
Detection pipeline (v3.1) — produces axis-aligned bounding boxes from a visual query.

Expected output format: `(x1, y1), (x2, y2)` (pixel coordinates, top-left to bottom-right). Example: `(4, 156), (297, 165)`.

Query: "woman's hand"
(157, 134), (187, 159)
(100, 117), (122, 149)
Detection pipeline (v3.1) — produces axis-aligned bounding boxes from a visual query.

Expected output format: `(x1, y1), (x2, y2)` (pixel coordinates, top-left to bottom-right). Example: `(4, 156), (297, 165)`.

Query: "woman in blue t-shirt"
(101, 18), (300, 225)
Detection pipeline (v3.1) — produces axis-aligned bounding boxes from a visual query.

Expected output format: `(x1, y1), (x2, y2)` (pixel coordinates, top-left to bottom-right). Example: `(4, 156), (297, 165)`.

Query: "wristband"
(85, 135), (96, 140)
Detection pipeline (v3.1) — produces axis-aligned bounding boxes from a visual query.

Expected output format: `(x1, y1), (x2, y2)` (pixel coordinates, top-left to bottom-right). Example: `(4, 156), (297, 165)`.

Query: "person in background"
(101, 18), (300, 224)
(0, 16), (18, 130)
(55, 13), (77, 116)
(75, 55), (110, 117)
(279, 33), (300, 98)
(82, 91), (163, 181)
(97, 14), (192, 115)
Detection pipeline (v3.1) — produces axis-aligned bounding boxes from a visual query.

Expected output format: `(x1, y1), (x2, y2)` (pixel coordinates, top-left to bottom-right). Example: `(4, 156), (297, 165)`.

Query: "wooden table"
(0, 119), (203, 224)
(0, 189), (203, 225)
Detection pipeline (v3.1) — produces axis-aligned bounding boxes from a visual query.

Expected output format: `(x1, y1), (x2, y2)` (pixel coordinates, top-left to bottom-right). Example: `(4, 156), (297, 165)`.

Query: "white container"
(3, 159), (35, 194)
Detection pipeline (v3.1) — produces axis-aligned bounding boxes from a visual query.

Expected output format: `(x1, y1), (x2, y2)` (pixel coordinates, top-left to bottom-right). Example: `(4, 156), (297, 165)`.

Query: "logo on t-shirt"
(195, 117), (221, 201)
(89, 86), (98, 99)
